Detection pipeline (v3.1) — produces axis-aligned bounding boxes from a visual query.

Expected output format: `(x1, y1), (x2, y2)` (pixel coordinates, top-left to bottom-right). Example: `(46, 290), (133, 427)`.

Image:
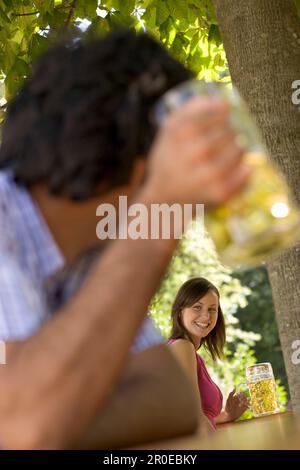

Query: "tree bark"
(213, 0), (300, 412)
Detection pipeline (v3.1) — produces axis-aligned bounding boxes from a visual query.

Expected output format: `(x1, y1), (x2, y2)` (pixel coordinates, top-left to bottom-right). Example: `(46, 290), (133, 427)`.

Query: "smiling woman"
(168, 277), (249, 428)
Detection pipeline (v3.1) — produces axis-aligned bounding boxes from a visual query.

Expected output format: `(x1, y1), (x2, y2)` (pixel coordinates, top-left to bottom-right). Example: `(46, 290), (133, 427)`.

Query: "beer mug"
(237, 363), (280, 417)
(153, 79), (300, 268)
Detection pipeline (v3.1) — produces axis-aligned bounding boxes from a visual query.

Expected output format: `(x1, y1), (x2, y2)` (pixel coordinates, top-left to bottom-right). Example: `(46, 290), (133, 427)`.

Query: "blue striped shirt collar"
(0, 170), (65, 282)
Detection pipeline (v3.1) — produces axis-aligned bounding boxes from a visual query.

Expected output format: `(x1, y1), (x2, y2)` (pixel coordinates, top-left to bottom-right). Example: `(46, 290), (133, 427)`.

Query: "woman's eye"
(194, 305), (201, 310)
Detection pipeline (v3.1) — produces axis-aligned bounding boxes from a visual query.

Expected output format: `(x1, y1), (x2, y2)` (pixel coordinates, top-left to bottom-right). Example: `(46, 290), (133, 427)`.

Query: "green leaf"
(3, 39), (19, 74)
(156, 0), (169, 26)
(42, 0), (55, 14)
(2, 0), (14, 7)
(142, 5), (156, 30)
(14, 57), (28, 74)
(0, 5), (11, 23)
(37, 12), (49, 30)
(188, 0), (204, 6)
(88, 16), (111, 36)
(213, 52), (224, 67)
(201, 0), (218, 24)
(47, 8), (69, 28)
(175, 17), (190, 32)
(105, 0), (135, 12)
(190, 30), (201, 53)
(76, 0), (98, 20)
(188, 48), (205, 73)
(107, 11), (133, 28)
(10, 28), (23, 46)
(170, 34), (188, 63)
(208, 24), (222, 46)
(29, 33), (49, 60)
(118, 0), (136, 15)
(5, 67), (21, 100)
(159, 16), (175, 45)
(167, 0), (187, 19)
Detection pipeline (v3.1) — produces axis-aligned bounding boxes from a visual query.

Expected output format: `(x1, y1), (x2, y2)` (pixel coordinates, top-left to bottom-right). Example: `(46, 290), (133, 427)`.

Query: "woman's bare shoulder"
(168, 338), (195, 357)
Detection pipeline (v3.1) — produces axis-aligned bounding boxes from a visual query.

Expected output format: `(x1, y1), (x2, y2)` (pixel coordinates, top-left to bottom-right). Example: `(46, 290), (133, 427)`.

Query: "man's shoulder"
(0, 251), (48, 341)
(0, 169), (15, 193)
(131, 316), (163, 353)
(0, 170), (20, 219)
(0, 171), (18, 249)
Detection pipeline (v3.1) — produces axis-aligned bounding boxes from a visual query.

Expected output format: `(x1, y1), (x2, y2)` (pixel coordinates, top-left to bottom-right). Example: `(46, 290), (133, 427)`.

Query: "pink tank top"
(168, 339), (223, 428)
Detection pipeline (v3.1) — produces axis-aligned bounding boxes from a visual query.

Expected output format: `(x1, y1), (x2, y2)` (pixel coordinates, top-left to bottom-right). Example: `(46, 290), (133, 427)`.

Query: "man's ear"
(130, 158), (147, 191)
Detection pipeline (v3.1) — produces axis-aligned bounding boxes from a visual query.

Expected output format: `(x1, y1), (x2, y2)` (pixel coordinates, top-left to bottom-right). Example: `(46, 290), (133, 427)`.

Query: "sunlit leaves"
(166, 0), (186, 19)
(0, 0), (230, 100)
(208, 23), (222, 45)
(156, 0), (169, 26)
(76, 0), (98, 20)
(142, 3), (156, 30)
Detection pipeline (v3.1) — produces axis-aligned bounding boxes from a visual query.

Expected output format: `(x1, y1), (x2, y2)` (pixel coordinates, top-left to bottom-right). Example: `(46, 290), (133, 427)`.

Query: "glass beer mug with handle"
(237, 363), (280, 418)
(153, 79), (300, 268)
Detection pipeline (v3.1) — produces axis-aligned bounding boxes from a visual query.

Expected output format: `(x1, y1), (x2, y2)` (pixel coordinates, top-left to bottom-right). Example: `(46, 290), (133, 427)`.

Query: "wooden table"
(141, 412), (300, 449)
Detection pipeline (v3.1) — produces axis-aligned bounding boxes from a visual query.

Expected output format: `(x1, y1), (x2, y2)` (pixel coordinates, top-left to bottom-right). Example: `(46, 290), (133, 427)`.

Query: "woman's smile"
(194, 320), (211, 330)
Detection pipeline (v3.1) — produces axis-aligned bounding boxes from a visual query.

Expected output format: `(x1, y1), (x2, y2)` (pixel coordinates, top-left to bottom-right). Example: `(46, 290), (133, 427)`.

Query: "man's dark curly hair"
(0, 29), (192, 200)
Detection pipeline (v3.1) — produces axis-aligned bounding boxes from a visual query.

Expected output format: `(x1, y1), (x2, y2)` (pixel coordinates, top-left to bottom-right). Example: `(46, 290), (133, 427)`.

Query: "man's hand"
(144, 97), (250, 206)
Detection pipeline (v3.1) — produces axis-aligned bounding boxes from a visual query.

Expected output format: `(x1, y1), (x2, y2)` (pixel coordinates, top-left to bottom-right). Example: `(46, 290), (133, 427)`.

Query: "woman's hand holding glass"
(224, 388), (250, 422)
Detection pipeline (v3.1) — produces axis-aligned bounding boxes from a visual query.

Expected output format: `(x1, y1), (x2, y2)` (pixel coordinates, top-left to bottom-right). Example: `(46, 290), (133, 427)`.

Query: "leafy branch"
(11, 3), (75, 17)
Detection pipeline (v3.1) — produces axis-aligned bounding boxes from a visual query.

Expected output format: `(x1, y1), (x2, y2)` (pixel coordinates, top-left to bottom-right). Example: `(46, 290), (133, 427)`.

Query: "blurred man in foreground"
(0, 29), (248, 449)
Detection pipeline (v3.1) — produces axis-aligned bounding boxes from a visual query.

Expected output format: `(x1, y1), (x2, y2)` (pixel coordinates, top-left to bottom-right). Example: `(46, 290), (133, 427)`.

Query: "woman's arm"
(168, 339), (214, 435)
(168, 340), (200, 399)
(77, 345), (199, 449)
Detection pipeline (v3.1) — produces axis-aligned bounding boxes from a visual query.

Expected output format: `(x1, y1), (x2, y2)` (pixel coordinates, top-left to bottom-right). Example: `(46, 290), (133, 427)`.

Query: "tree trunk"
(213, 0), (300, 412)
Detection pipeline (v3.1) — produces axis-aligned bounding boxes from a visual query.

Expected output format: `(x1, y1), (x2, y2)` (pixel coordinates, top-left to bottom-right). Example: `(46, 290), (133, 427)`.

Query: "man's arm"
(168, 340), (215, 435)
(0, 97), (248, 449)
(0, 228), (178, 449)
(77, 345), (199, 449)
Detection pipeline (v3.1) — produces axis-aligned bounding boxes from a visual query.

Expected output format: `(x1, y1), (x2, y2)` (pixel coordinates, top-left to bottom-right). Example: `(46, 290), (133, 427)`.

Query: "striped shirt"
(0, 170), (162, 351)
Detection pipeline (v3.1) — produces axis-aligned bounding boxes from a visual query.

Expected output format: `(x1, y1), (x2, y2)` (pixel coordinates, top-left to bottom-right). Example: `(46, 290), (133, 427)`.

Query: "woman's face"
(181, 290), (219, 346)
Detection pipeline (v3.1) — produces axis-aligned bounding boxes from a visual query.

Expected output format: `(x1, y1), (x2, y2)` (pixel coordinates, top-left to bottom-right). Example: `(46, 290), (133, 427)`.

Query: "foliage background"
(0, 0), (290, 415)
(150, 226), (287, 418)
